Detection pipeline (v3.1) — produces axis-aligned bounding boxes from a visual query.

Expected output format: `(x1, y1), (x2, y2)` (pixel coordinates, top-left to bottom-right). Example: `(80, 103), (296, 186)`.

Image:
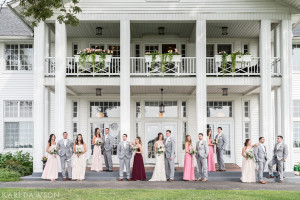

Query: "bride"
(241, 139), (258, 183)
(149, 133), (167, 181)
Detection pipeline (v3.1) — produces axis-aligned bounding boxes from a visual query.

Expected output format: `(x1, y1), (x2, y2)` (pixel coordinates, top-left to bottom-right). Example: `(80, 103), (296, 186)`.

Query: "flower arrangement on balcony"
(75, 48), (113, 72)
(145, 49), (181, 73)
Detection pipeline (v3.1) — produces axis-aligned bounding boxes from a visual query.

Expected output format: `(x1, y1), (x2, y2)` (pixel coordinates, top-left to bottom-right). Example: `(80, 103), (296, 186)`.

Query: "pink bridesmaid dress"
(183, 145), (195, 181)
(207, 139), (216, 172)
(91, 142), (103, 172)
(42, 145), (58, 180)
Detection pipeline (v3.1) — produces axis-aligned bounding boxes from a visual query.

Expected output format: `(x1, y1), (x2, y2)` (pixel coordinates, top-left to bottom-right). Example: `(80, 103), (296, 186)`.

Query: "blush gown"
(183, 145), (195, 181)
(41, 145), (58, 180)
(207, 139), (216, 172)
(91, 138), (103, 172)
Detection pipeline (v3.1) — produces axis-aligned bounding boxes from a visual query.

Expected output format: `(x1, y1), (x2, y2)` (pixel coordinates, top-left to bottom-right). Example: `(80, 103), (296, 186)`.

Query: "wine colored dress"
(131, 148), (146, 181)
(207, 139), (216, 172)
(183, 145), (195, 181)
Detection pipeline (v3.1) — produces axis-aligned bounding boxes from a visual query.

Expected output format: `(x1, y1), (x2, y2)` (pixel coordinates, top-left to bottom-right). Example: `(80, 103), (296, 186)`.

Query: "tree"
(1, 0), (82, 26)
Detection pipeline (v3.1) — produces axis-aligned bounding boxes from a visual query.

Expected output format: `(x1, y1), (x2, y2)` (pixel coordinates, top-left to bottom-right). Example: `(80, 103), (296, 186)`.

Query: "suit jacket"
(215, 132), (227, 150)
(273, 143), (288, 161)
(102, 134), (114, 152)
(117, 141), (132, 159)
(196, 140), (209, 159)
(254, 143), (267, 162)
(57, 139), (74, 159)
(164, 137), (176, 159)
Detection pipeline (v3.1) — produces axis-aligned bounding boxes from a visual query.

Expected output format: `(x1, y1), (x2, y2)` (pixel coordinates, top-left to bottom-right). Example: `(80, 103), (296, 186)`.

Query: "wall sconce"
(222, 88), (228, 96)
(96, 27), (103, 36)
(158, 27), (165, 35)
(159, 88), (165, 114)
(96, 88), (102, 96)
(222, 27), (228, 36)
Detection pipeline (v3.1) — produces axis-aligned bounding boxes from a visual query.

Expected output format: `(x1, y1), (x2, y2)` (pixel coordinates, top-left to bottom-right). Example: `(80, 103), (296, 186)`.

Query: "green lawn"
(0, 189), (299, 200)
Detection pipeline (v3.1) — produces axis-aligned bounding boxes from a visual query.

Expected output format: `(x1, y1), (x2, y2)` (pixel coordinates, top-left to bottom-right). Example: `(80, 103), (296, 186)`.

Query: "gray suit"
(164, 137), (176, 180)
(117, 141), (132, 179)
(268, 143), (288, 181)
(57, 139), (74, 178)
(215, 132), (227, 170)
(102, 134), (114, 171)
(254, 143), (268, 182)
(196, 140), (209, 180)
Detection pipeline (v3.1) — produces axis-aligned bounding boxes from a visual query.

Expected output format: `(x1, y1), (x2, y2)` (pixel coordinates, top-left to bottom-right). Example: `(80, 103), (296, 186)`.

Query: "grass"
(0, 168), (21, 182)
(0, 189), (299, 200)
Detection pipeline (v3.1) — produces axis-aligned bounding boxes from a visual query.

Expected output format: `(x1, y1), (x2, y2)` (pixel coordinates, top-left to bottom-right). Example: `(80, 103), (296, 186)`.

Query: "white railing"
(130, 57), (196, 76)
(44, 57), (55, 76)
(271, 57), (281, 76)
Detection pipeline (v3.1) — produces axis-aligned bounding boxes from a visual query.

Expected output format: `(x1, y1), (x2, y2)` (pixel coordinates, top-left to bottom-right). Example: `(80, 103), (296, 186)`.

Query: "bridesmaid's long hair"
(75, 134), (84, 145)
(185, 135), (192, 146)
(244, 139), (250, 147)
(48, 134), (55, 146)
(136, 136), (142, 145)
(94, 128), (101, 138)
(156, 132), (164, 141)
(207, 129), (212, 139)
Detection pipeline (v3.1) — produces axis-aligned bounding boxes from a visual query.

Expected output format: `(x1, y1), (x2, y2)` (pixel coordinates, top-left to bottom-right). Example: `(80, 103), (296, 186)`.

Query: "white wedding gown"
(241, 148), (256, 183)
(149, 141), (167, 181)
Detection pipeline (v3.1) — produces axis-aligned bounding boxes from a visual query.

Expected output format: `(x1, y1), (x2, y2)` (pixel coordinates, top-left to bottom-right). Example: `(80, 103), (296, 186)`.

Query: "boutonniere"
(280, 145), (283, 148)
(168, 141), (171, 143)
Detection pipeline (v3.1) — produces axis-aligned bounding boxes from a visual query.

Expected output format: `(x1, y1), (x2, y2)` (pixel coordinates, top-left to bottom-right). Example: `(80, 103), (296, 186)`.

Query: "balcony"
(44, 57), (281, 77)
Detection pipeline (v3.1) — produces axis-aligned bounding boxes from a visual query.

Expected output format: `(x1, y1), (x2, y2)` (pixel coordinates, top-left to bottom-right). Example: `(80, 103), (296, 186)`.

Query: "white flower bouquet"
(75, 146), (84, 157)
(131, 145), (139, 152)
(156, 146), (166, 155)
(49, 146), (58, 157)
(213, 139), (218, 145)
(245, 150), (254, 159)
(95, 138), (103, 146)
(189, 147), (197, 155)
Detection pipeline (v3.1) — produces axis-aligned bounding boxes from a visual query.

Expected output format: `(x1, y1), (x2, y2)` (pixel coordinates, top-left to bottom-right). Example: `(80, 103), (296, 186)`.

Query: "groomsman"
(164, 130), (176, 182)
(215, 127), (227, 172)
(267, 135), (288, 183)
(254, 137), (268, 184)
(195, 133), (209, 181)
(117, 134), (132, 181)
(57, 132), (73, 181)
(102, 128), (114, 172)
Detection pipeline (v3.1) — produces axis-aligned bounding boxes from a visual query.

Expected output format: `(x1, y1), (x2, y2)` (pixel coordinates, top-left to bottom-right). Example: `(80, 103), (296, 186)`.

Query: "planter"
(236, 55), (252, 62)
(74, 55), (112, 63)
(294, 165), (299, 171)
(145, 55), (181, 63)
(214, 55), (222, 63)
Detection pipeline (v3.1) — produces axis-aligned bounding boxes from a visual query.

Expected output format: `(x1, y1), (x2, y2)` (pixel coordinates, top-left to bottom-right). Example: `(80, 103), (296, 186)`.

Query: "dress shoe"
(168, 179), (174, 182)
(195, 179), (201, 181)
(279, 180), (283, 183)
(126, 178), (131, 181)
(167, 179), (170, 181)
(63, 178), (67, 181)
(267, 175), (274, 179)
(109, 170), (113, 172)
(221, 170), (226, 172)
(259, 181), (266, 184)
(69, 178), (72, 181)
(118, 178), (123, 181)
(201, 179), (207, 182)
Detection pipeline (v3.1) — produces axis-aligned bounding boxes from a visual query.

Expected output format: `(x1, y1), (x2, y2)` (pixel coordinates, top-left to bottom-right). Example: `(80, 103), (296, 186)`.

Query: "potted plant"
(42, 156), (47, 170)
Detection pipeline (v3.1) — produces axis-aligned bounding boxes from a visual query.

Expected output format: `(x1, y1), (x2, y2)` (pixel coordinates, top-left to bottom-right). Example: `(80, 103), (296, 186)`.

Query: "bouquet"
(213, 139), (218, 145)
(156, 146), (166, 156)
(189, 147), (197, 155)
(131, 144), (139, 152)
(95, 138), (103, 146)
(245, 150), (254, 160)
(49, 146), (58, 158)
(75, 146), (83, 157)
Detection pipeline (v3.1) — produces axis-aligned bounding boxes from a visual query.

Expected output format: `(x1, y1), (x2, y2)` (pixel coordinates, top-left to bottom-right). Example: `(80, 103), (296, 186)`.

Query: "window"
(73, 123), (78, 140)
(292, 44), (300, 71)
(136, 122), (141, 137)
(72, 44), (78, 56)
(244, 122), (250, 139)
(217, 44), (232, 54)
(135, 44), (140, 57)
(90, 102), (120, 118)
(181, 44), (186, 57)
(206, 44), (214, 57)
(4, 101), (33, 148)
(108, 45), (120, 57)
(90, 44), (105, 50)
(244, 101), (250, 118)
(243, 44), (249, 54)
(73, 102), (78, 118)
(293, 100), (300, 118)
(207, 101), (232, 118)
(294, 122), (300, 148)
(136, 102), (141, 118)
(145, 101), (178, 118)
(181, 101), (187, 118)
(5, 44), (33, 71)
(182, 122), (187, 150)
(145, 45), (159, 54)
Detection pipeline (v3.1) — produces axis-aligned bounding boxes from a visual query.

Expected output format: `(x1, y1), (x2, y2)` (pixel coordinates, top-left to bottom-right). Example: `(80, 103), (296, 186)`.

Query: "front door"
(144, 122), (177, 164)
(207, 122), (234, 163)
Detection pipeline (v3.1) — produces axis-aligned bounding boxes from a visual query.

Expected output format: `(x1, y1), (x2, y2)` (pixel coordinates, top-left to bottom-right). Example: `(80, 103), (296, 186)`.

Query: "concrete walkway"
(1, 180), (300, 191)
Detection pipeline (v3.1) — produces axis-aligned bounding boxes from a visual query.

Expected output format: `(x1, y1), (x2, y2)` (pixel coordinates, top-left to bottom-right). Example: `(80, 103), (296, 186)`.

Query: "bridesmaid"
(42, 134), (58, 181)
(131, 137), (146, 181)
(207, 129), (216, 172)
(72, 134), (87, 181)
(91, 128), (103, 172)
(183, 135), (195, 181)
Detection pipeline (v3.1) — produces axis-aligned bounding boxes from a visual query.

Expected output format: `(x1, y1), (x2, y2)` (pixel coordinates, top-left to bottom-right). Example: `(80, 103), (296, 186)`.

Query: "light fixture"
(96, 88), (102, 96)
(96, 27), (103, 36)
(158, 27), (165, 35)
(159, 88), (165, 114)
(221, 27), (228, 36)
(222, 88), (228, 96)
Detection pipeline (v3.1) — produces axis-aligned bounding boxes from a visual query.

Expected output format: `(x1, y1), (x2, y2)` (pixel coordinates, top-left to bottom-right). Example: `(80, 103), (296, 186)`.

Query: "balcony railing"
(44, 57), (281, 77)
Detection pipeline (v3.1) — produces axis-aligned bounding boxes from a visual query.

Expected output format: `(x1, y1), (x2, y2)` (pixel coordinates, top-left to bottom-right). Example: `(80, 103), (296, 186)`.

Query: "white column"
(274, 87), (281, 137)
(196, 20), (207, 135)
(44, 24), (50, 147)
(120, 20), (131, 137)
(280, 20), (293, 171)
(55, 21), (67, 139)
(259, 20), (272, 155)
(33, 22), (46, 173)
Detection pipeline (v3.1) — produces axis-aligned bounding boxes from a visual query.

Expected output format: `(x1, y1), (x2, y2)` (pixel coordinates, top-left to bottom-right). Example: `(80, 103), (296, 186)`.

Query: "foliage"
(16, 0), (82, 26)
(0, 168), (21, 182)
(0, 151), (33, 176)
(219, 51), (228, 75)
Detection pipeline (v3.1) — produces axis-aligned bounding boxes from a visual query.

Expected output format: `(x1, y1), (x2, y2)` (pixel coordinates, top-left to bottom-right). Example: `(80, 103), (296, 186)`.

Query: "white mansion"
(0, 0), (300, 173)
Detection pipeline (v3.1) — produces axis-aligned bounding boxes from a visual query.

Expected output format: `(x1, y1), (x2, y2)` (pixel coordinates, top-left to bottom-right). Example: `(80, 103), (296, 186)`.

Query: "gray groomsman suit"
(102, 133), (114, 171)
(215, 132), (227, 170)
(254, 143), (268, 182)
(164, 137), (176, 180)
(57, 138), (74, 179)
(268, 142), (288, 181)
(117, 141), (132, 179)
(196, 140), (209, 180)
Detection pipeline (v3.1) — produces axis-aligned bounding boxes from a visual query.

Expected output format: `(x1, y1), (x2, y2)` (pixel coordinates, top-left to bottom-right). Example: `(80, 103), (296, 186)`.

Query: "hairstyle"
(278, 135), (283, 139)
(218, 127), (222, 130)
(94, 128), (100, 137)
(166, 130), (171, 134)
(244, 139), (250, 147)
(156, 132), (164, 141)
(207, 129), (212, 139)
(185, 135), (192, 145)
(63, 132), (68, 135)
(123, 134), (127, 138)
(105, 128), (109, 131)
(259, 137), (264, 141)
(136, 136), (142, 145)
(48, 134), (56, 145)
(75, 134), (84, 145)
(199, 133), (203, 136)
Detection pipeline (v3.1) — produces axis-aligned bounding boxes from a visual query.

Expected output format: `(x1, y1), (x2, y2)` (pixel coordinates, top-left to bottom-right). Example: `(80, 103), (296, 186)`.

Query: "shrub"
(0, 151), (33, 176)
(0, 168), (21, 182)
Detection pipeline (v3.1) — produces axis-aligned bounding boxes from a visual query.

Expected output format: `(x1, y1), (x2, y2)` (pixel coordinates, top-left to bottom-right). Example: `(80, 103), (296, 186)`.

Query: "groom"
(117, 134), (132, 181)
(195, 133), (209, 182)
(164, 130), (176, 182)
(254, 137), (268, 184)
(57, 132), (73, 181)
(215, 127), (227, 172)
(102, 128), (114, 172)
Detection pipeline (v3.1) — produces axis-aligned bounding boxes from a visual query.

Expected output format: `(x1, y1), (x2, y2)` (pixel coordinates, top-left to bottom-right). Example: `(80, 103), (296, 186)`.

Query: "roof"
(0, 7), (32, 37)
